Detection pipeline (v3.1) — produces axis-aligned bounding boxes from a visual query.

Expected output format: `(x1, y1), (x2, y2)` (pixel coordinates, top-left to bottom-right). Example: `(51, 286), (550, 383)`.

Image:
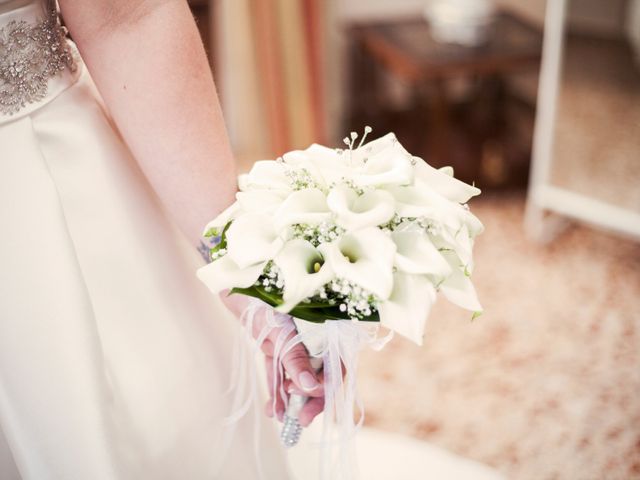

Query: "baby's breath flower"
(328, 178), (366, 196)
(285, 168), (320, 191)
(291, 221), (345, 247)
(254, 261), (285, 294)
(308, 277), (380, 321)
(379, 214), (405, 232)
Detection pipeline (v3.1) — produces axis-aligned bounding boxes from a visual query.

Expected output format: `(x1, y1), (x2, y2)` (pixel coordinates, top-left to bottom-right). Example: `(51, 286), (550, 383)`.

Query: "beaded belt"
(0, 5), (76, 116)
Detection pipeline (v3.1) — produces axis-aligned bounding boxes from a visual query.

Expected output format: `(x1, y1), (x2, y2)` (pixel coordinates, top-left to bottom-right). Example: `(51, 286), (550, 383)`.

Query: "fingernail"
(298, 371), (319, 392)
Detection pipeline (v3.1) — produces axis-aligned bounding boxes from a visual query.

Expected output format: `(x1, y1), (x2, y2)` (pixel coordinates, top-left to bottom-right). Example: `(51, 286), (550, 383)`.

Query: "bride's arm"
(58, 0), (325, 423)
(58, 0), (235, 247)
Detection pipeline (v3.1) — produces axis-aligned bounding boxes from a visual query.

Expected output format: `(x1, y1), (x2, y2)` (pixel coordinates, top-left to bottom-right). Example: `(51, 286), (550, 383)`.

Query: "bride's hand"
(220, 291), (325, 428)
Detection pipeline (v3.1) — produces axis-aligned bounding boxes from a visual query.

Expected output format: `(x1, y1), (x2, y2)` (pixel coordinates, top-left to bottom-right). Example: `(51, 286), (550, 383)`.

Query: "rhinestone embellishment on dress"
(0, 11), (76, 115)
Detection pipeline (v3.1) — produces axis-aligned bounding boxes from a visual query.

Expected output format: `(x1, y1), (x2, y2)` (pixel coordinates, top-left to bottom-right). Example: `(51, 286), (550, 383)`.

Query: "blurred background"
(189, 0), (640, 478)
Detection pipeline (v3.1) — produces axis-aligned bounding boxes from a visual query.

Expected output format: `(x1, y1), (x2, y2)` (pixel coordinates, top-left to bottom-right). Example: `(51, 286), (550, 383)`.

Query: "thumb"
(281, 343), (323, 397)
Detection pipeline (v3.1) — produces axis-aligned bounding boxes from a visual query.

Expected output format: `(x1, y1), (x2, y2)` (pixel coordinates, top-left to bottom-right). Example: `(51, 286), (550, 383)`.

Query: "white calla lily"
(239, 160), (291, 192)
(274, 188), (332, 229)
(353, 144), (414, 187)
(392, 230), (452, 278)
(197, 256), (266, 293)
(327, 184), (395, 231)
(431, 221), (480, 269)
(318, 227), (396, 300)
(352, 132), (408, 160)
(386, 185), (484, 237)
(225, 214), (284, 268)
(378, 272), (436, 346)
(283, 146), (345, 188)
(446, 224), (474, 267)
(273, 239), (335, 313)
(461, 209), (484, 237)
(201, 202), (241, 235)
(289, 144), (354, 187)
(296, 143), (343, 164)
(236, 190), (287, 214)
(439, 166), (454, 176)
(414, 159), (481, 203)
(385, 185), (438, 219)
(439, 252), (482, 312)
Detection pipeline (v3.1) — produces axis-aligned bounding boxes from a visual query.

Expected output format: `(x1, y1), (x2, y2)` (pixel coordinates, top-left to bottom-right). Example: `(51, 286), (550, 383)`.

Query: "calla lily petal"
(385, 185), (440, 219)
(240, 160), (291, 192)
(283, 146), (345, 189)
(354, 152), (414, 187)
(414, 159), (481, 203)
(439, 253), (482, 312)
(462, 209), (484, 237)
(197, 256), (266, 293)
(439, 166), (454, 176)
(453, 225), (474, 267)
(274, 188), (332, 229)
(378, 272), (436, 346)
(202, 202), (241, 235)
(327, 185), (395, 231)
(392, 230), (452, 278)
(226, 214), (284, 268)
(297, 144), (354, 187)
(345, 133), (414, 186)
(299, 144), (343, 164)
(431, 221), (480, 269)
(387, 185), (482, 235)
(273, 239), (335, 313)
(236, 190), (287, 214)
(319, 227), (396, 299)
(352, 132), (409, 161)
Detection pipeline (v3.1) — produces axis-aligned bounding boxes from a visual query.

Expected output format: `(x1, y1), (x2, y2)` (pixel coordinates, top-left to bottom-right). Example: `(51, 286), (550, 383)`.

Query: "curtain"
(215, 0), (333, 167)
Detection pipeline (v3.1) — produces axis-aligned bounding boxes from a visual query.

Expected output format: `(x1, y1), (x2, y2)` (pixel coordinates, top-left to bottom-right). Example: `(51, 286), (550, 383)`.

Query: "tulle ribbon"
(217, 298), (393, 479)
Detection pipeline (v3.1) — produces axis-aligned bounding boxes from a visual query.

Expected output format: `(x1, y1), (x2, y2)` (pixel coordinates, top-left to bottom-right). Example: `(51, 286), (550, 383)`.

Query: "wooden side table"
(347, 11), (542, 186)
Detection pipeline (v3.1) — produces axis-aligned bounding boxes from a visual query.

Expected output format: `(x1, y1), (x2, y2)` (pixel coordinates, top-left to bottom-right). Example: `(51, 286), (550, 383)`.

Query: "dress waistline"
(0, 2), (82, 125)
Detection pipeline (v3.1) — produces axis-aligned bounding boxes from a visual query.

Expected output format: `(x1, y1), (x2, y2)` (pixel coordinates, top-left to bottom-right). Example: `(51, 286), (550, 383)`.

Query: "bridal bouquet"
(197, 129), (483, 478)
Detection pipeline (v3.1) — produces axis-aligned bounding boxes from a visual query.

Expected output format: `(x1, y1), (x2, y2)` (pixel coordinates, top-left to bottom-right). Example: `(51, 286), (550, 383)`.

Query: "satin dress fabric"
(0, 1), (290, 478)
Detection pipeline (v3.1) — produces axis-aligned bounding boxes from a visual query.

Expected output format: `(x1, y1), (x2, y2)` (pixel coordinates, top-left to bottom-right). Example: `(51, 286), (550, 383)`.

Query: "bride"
(0, 0), (324, 478)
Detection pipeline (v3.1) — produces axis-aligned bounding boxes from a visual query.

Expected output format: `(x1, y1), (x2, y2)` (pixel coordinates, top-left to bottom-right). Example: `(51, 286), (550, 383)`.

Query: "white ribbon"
(220, 298), (393, 480)
(293, 317), (393, 480)
(213, 299), (294, 479)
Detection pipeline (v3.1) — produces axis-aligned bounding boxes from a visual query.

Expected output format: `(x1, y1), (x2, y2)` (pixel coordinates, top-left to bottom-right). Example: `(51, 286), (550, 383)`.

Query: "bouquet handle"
(280, 356), (323, 447)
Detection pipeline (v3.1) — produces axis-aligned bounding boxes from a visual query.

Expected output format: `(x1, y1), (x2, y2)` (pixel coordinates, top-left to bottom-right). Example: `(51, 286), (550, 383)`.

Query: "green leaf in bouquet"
(287, 306), (341, 323)
(209, 220), (233, 259)
(203, 227), (218, 238)
(289, 307), (341, 323)
(230, 285), (283, 308)
(289, 303), (380, 323)
(229, 286), (380, 324)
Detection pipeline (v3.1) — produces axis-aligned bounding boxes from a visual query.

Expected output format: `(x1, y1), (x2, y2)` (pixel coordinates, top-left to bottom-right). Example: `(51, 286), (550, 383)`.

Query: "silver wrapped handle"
(280, 356), (323, 448)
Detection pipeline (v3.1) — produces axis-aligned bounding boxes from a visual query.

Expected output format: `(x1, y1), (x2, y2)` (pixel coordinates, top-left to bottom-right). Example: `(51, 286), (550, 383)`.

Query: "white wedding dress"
(0, 1), (290, 478)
